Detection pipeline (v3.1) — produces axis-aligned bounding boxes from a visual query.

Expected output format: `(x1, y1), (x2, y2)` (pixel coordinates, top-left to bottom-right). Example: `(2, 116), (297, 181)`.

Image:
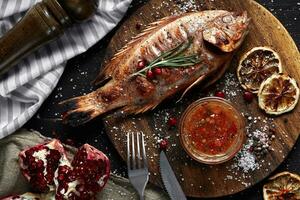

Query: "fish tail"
(60, 92), (100, 126)
(60, 85), (125, 126)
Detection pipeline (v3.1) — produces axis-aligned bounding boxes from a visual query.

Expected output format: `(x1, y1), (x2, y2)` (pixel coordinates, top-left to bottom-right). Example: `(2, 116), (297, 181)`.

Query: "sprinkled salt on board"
(132, 70), (278, 186)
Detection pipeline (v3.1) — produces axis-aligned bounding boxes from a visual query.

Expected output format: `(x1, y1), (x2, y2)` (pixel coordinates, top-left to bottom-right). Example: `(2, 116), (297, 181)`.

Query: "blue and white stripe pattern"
(0, 0), (132, 139)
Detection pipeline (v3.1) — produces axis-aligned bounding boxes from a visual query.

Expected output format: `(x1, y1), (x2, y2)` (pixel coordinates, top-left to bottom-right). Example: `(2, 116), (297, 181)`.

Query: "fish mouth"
(225, 11), (251, 52)
(203, 11), (250, 53)
(219, 26), (249, 52)
(230, 27), (249, 51)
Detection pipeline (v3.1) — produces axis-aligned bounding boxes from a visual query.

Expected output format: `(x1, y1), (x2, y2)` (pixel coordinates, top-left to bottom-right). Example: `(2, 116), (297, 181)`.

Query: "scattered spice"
(147, 70), (279, 187)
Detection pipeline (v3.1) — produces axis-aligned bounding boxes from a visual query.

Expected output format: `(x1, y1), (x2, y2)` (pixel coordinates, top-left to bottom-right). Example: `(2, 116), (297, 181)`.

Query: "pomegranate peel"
(16, 140), (110, 200)
(54, 144), (110, 200)
(18, 139), (66, 193)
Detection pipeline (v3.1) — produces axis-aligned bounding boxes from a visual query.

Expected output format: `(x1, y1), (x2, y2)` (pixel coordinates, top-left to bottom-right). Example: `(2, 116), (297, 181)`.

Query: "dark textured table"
(24, 0), (300, 199)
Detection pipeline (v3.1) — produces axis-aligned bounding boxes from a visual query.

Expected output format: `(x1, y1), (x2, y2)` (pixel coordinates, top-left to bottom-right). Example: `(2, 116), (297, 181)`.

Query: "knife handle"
(0, 0), (98, 77)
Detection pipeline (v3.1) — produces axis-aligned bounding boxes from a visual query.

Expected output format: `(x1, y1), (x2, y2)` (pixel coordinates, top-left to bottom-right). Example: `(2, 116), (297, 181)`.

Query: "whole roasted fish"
(62, 11), (250, 126)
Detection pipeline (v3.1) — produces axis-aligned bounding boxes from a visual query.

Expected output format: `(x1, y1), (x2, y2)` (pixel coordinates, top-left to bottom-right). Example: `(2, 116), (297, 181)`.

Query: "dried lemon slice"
(263, 171), (300, 200)
(237, 47), (283, 93)
(258, 74), (299, 115)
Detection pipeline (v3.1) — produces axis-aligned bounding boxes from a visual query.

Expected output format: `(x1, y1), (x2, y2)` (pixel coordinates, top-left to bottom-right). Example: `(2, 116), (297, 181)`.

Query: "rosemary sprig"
(131, 39), (202, 77)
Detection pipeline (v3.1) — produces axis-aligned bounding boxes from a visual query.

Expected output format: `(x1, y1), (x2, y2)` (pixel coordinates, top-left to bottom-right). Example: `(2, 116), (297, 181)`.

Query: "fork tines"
(127, 132), (148, 170)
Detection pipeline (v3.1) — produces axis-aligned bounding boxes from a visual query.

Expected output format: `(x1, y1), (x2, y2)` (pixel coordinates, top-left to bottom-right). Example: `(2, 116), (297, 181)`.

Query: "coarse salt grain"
(234, 150), (258, 173)
(253, 129), (269, 144)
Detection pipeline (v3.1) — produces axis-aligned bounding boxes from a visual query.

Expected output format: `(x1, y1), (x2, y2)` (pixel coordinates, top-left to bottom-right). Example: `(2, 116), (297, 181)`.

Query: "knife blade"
(160, 151), (187, 200)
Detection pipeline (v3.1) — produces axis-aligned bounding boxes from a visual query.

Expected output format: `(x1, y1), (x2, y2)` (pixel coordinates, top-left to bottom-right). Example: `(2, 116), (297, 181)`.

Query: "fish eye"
(222, 16), (233, 23)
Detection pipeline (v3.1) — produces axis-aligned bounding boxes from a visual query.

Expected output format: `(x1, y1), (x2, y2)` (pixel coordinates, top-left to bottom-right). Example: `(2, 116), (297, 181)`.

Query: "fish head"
(203, 11), (250, 52)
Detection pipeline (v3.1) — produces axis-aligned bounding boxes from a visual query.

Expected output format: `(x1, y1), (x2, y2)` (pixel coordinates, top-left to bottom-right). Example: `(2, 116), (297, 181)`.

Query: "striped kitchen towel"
(0, 0), (132, 139)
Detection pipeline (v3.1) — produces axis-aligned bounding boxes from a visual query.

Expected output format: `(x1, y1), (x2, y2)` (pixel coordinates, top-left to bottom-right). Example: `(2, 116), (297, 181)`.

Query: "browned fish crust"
(61, 11), (250, 126)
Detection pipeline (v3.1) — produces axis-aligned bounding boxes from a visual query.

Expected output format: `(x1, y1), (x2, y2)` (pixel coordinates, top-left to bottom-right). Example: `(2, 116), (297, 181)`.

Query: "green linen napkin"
(0, 129), (168, 200)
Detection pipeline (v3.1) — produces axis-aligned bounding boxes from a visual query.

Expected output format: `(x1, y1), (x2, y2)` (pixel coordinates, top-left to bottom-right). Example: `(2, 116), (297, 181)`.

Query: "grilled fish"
(61, 11), (250, 126)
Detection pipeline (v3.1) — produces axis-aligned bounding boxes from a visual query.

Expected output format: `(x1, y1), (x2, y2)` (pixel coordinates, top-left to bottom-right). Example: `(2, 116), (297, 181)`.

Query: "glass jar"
(179, 97), (245, 164)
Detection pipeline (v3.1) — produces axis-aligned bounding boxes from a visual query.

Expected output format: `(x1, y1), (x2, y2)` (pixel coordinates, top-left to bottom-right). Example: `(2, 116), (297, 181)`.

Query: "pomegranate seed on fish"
(146, 70), (154, 79)
(243, 91), (254, 102)
(137, 60), (146, 70)
(215, 91), (225, 98)
(159, 139), (168, 150)
(154, 68), (162, 75)
(168, 117), (177, 126)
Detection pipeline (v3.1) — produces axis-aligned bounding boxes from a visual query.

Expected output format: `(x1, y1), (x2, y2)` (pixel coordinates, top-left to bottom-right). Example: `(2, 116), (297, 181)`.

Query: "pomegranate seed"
(135, 23), (142, 30)
(58, 174), (65, 181)
(59, 166), (70, 174)
(76, 184), (85, 192)
(168, 117), (177, 126)
(159, 139), (168, 150)
(243, 91), (254, 102)
(36, 172), (44, 179)
(215, 91), (225, 98)
(137, 60), (146, 70)
(46, 173), (53, 182)
(249, 146), (254, 152)
(37, 160), (43, 168)
(50, 150), (61, 160)
(153, 68), (162, 75)
(25, 150), (33, 157)
(146, 70), (154, 79)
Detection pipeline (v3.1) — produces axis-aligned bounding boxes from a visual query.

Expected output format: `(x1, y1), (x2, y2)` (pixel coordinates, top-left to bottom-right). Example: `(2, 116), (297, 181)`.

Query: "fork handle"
(138, 193), (144, 200)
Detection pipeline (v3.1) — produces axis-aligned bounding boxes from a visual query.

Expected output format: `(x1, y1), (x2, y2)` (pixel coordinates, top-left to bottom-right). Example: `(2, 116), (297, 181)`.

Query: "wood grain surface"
(104, 0), (300, 198)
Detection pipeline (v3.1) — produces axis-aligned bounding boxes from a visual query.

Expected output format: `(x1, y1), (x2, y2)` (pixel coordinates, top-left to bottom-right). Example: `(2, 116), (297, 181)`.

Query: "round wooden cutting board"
(102, 0), (300, 198)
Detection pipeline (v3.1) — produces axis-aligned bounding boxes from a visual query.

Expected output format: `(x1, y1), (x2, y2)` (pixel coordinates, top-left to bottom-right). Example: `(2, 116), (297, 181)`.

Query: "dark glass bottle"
(0, 0), (99, 76)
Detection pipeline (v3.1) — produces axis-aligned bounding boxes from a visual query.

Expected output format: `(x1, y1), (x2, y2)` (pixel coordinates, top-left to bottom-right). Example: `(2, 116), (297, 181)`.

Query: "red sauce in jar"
(181, 99), (243, 156)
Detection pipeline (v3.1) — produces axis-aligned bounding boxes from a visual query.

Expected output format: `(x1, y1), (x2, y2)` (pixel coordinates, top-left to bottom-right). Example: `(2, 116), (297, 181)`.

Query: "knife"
(160, 151), (187, 200)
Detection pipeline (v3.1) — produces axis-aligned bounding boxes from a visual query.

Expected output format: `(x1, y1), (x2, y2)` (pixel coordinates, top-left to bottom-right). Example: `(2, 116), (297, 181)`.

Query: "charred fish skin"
(61, 11), (250, 126)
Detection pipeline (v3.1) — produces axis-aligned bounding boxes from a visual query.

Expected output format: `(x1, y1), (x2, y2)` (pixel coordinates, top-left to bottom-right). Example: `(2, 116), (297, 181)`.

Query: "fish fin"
(121, 101), (161, 115)
(202, 56), (233, 88)
(177, 75), (207, 103)
(60, 84), (126, 126)
(91, 75), (112, 87)
(94, 15), (181, 85)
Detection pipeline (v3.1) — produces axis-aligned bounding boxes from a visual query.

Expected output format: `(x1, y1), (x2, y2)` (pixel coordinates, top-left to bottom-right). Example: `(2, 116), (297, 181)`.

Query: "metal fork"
(127, 132), (149, 200)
